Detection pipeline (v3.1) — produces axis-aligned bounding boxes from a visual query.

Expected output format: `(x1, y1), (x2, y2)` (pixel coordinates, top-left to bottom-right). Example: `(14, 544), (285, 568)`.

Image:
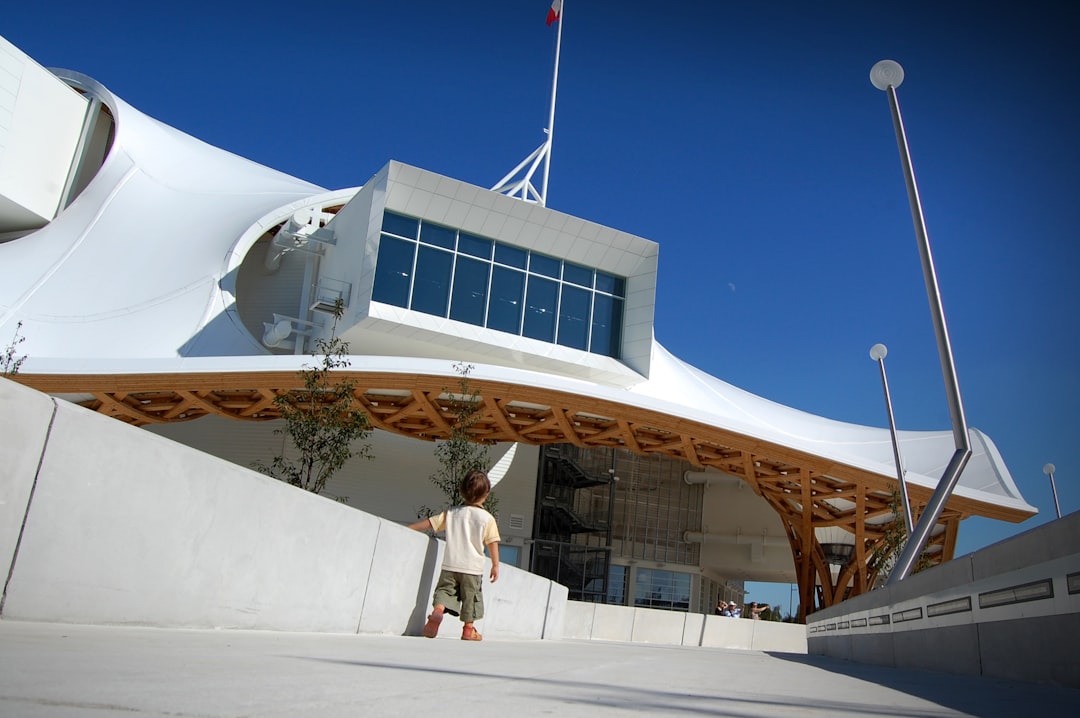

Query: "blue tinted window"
(563, 262), (593, 288)
(529, 253), (560, 279)
(382, 211), (418, 239)
(373, 214), (624, 358)
(607, 565), (627, 605)
(595, 272), (625, 297)
(420, 222), (456, 249)
(557, 285), (590, 350)
(372, 235), (415, 308)
(500, 545), (521, 568)
(591, 294), (622, 358)
(522, 276), (558, 342)
(494, 243), (527, 269)
(412, 246), (452, 316)
(449, 256), (489, 327)
(488, 266), (524, 334)
(634, 569), (691, 611)
(459, 233), (492, 260)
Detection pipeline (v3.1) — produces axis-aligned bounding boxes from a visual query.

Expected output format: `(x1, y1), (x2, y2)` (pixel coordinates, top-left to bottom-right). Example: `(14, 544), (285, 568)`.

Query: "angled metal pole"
(870, 343), (914, 534)
(871, 60), (972, 585)
(539, 0), (564, 206)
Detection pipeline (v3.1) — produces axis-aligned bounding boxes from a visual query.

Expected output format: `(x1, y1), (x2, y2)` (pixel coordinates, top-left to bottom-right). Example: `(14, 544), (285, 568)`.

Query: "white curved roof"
(0, 72), (1034, 519)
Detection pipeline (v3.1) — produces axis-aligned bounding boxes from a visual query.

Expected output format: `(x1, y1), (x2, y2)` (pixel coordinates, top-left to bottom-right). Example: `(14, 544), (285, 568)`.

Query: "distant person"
(749, 601), (768, 619)
(408, 469), (501, 641)
(715, 600), (728, 616)
(729, 603), (741, 618)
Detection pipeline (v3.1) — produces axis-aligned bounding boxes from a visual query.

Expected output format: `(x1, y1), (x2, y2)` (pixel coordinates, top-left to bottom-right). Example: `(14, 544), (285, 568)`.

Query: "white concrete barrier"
(0, 378), (53, 590)
(0, 378), (561, 639)
(807, 510), (1080, 688)
(563, 600), (807, 653)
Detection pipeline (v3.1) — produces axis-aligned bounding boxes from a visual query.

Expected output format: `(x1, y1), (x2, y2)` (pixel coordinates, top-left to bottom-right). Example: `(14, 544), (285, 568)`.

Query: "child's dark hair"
(461, 469), (491, 505)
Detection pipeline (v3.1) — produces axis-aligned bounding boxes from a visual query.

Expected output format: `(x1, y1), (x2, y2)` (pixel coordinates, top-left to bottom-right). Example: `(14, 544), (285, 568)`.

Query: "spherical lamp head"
(1043, 463), (1056, 476)
(870, 60), (905, 91)
(869, 343), (888, 361)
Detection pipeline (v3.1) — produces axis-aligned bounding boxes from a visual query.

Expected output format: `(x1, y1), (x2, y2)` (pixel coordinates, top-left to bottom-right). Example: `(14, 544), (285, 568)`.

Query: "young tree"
(868, 486), (932, 585)
(2, 321), (27, 375)
(419, 362), (497, 518)
(253, 300), (372, 494)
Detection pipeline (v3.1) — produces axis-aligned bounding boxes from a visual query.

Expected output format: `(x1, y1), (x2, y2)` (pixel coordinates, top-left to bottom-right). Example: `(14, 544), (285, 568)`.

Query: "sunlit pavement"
(1, 620), (1076, 717)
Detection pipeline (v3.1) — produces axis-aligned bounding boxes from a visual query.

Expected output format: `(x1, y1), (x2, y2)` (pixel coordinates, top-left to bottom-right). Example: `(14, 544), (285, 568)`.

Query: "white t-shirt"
(428, 505), (501, 575)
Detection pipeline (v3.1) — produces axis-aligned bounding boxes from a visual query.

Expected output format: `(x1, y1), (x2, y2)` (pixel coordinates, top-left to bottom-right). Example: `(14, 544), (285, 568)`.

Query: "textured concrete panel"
(750, 620), (807, 653)
(850, 632), (895, 667)
(357, 521), (436, 635)
(543, 581), (568, 639)
(0, 380), (54, 593)
(978, 612), (1080, 687)
(888, 554), (975, 603)
(4, 399), (382, 632)
(483, 562), (556, 639)
(591, 602), (635, 642)
(682, 612), (705, 647)
(892, 623), (980, 677)
(700, 615), (755, 649)
(630, 606), (685, 645)
(971, 511), (1080, 580)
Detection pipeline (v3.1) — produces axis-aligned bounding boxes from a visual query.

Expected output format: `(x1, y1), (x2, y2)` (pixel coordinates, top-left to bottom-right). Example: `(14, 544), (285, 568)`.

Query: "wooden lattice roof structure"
(15, 368), (1030, 619)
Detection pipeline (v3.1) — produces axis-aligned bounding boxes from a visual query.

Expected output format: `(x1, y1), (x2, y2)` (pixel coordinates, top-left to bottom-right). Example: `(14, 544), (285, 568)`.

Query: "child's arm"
(487, 541), (500, 582)
(406, 518), (433, 532)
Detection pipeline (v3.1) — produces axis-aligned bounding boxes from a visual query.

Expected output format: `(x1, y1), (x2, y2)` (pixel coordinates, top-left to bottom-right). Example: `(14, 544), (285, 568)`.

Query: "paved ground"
(1, 620), (1077, 717)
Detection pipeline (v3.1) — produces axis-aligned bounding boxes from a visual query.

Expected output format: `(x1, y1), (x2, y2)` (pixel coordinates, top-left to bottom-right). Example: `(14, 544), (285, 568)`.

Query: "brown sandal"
(461, 625), (482, 641)
(422, 611), (443, 638)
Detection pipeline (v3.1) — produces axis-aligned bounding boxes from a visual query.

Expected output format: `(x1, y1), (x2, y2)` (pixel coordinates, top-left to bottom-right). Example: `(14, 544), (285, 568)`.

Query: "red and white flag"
(546, 0), (563, 26)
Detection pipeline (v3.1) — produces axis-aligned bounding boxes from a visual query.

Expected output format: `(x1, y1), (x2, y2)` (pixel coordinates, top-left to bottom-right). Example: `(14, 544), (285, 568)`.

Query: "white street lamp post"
(1043, 463), (1062, 519)
(870, 343), (914, 534)
(871, 60), (973, 585)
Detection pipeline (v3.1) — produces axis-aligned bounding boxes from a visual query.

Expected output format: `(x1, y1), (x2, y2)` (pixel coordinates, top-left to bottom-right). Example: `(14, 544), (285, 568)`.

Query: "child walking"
(407, 469), (500, 641)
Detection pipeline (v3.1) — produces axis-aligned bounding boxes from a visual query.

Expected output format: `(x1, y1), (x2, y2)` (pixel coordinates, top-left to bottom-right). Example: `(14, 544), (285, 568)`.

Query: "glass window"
(371, 235), (415, 308)
(595, 271), (625, 297)
(382, 211), (418, 239)
(563, 261), (593, 288)
(488, 266), (524, 334)
(522, 275), (558, 342)
(449, 256), (489, 327)
(608, 565), (628, 605)
(420, 222), (456, 249)
(371, 213), (625, 359)
(591, 295), (622, 358)
(529, 252), (561, 279)
(634, 568), (691, 611)
(459, 232), (493, 260)
(499, 545), (521, 568)
(411, 246), (453, 317)
(557, 284), (590, 350)
(494, 243), (527, 269)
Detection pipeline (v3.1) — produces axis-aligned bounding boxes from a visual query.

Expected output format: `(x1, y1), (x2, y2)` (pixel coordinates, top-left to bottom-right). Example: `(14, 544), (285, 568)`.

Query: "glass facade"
(633, 568), (692, 611)
(372, 211), (625, 358)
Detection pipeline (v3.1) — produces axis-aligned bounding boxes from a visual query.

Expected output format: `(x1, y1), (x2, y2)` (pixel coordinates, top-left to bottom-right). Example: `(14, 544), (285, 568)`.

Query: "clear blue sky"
(7, 1), (1077, 614)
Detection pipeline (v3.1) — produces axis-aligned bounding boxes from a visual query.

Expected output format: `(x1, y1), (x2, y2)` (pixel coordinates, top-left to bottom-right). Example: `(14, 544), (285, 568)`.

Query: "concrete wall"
(564, 601), (807, 653)
(146, 414), (542, 567)
(0, 378), (564, 639)
(807, 510), (1080, 688)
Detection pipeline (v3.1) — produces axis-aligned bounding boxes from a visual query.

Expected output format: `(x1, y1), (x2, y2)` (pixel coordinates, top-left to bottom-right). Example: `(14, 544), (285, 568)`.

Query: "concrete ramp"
(0, 378), (566, 638)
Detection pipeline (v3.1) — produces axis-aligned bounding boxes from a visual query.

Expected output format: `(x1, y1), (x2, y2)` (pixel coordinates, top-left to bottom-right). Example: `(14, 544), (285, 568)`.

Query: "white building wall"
(0, 36), (87, 233)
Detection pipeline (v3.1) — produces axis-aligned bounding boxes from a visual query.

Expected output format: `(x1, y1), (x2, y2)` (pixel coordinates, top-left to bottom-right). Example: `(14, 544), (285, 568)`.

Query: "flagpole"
(540, 1), (563, 206)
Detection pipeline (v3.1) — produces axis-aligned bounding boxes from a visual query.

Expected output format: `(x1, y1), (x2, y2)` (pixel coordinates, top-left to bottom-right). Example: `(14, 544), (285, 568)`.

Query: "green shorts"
(432, 570), (485, 623)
